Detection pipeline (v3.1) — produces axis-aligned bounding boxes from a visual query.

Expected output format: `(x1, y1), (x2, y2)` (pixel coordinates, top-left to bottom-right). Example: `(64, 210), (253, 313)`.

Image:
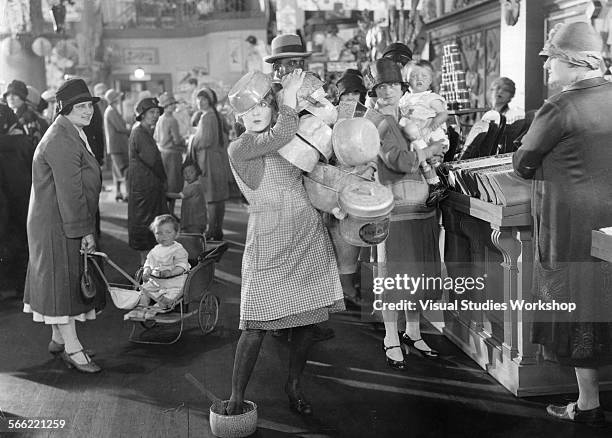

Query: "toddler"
(399, 61), (449, 205)
(140, 214), (190, 309)
(179, 162), (208, 234)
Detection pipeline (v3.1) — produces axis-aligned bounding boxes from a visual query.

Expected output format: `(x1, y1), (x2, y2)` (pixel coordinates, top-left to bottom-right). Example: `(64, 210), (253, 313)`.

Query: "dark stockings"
(207, 201), (226, 240)
(226, 324), (316, 415)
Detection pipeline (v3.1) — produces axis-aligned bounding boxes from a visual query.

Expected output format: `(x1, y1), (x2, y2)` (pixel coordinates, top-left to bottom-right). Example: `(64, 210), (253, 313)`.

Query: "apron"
(230, 152), (343, 322)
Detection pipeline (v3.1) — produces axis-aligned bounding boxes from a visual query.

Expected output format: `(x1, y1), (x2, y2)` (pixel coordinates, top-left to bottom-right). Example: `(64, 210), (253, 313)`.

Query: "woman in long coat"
(513, 22), (612, 427)
(128, 97), (168, 263)
(23, 79), (102, 373)
(190, 87), (231, 240)
(103, 88), (131, 201)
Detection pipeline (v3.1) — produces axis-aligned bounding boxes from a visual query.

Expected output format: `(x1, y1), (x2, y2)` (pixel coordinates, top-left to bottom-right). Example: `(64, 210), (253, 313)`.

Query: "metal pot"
(303, 163), (369, 214)
(298, 114), (333, 160)
(278, 135), (320, 172)
(332, 118), (380, 167)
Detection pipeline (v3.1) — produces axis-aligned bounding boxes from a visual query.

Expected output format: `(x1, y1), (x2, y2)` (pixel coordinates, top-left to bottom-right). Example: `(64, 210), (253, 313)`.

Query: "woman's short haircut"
(491, 77), (516, 97)
(149, 214), (180, 233)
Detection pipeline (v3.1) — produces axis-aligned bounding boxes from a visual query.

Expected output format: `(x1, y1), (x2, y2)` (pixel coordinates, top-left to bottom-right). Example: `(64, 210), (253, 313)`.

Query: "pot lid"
(298, 114), (332, 159)
(339, 181), (394, 218)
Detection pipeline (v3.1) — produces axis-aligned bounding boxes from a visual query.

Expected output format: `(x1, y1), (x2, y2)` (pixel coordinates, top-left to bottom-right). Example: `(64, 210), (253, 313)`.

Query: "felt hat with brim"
(3, 79), (28, 101)
(135, 97), (163, 121)
(56, 78), (100, 114)
(365, 58), (405, 91)
(264, 34), (311, 63)
(539, 22), (603, 70)
(104, 88), (123, 104)
(158, 92), (177, 108)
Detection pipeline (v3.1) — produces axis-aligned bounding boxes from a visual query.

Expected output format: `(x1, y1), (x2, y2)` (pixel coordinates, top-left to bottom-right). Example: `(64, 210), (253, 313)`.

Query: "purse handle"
(83, 251), (88, 276)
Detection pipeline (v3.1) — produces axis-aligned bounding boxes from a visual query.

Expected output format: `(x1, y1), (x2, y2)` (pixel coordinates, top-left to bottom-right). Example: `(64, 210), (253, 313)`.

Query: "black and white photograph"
(2, 0), (612, 437)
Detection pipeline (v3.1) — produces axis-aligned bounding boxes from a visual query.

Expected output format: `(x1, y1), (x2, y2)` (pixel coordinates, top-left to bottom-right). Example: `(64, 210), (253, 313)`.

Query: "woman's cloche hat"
(3, 79), (28, 101)
(56, 78), (100, 114)
(365, 58), (404, 91)
(135, 97), (163, 121)
(264, 33), (312, 63)
(228, 71), (273, 116)
(157, 92), (177, 108)
(540, 21), (603, 70)
(337, 69), (366, 97)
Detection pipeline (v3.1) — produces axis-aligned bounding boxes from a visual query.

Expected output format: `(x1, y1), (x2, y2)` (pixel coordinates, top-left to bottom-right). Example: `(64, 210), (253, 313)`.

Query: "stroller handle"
(88, 251), (140, 287)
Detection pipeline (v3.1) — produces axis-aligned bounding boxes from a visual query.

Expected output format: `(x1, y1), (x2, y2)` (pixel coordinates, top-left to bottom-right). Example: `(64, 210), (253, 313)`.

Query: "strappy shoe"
(60, 350), (101, 374)
(48, 340), (96, 357)
(383, 343), (406, 370)
(399, 332), (439, 358)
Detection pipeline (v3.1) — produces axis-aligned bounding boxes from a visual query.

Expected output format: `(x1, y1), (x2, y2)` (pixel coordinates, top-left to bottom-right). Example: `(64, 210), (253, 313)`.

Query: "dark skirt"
(378, 215), (442, 303)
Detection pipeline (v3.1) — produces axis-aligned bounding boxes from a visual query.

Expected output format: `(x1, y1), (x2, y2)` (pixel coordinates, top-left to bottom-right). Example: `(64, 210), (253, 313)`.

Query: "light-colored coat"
(23, 116), (102, 316)
(104, 104), (130, 155)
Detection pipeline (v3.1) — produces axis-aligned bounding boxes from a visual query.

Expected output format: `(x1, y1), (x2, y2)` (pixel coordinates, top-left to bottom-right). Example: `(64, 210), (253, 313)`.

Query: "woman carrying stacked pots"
(366, 58), (445, 369)
(225, 69), (344, 416)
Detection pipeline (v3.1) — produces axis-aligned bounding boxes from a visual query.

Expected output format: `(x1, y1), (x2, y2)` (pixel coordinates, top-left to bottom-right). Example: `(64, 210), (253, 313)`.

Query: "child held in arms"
(140, 214), (190, 309)
(399, 60), (449, 206)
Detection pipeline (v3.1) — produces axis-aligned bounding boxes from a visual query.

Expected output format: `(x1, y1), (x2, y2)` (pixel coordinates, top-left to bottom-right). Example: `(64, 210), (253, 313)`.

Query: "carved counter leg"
(460, 216), (488, 330)
(516, 226), (538, 364)
(490, 226), (521, 360)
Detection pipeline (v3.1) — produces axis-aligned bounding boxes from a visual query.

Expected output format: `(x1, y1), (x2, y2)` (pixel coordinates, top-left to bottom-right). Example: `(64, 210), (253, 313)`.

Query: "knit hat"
(56, 78), (100, 114)
(365, 58), (404, 91)
(539, 22), (603, 70)
(135, 97), (163, 121)
(264, 34), (311, 63)
(3, 79), (28, 101)
(382, 42), (413, 66)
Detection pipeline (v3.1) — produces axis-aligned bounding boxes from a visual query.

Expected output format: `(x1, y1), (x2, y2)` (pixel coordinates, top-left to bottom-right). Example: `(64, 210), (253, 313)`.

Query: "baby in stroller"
(140, 214), (190, 310)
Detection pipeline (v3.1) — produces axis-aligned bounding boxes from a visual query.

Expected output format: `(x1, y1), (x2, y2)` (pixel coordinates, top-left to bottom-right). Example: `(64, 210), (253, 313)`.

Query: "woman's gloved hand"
(80, 234), (96, 254)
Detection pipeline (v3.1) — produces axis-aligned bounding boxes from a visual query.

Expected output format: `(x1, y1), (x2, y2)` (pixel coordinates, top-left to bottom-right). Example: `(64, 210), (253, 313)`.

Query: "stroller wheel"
(140, 320), (156, 329)
(199, 293), (219, 334)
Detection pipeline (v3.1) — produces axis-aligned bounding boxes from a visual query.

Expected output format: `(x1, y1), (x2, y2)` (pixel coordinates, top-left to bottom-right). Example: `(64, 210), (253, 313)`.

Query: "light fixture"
(134, 67), (146, 80)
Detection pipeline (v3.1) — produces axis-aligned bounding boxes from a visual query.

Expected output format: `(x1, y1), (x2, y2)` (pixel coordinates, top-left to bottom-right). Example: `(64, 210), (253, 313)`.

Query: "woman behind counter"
(23, 78), (102, 373)
(190, 87), (231, 241)
(368, 58), (445, 369)
(128, 97), (168, 264)
(225, 70), (344, 416)
(513, 22), (612, 427)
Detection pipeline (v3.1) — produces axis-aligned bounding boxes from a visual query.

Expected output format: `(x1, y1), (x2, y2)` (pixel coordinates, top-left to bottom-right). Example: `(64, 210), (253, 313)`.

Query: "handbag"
(80, 252), (97, 303)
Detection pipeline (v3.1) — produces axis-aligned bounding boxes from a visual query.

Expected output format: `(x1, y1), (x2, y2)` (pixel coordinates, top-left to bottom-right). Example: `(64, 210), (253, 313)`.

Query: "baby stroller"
(94, 234), (228, 344)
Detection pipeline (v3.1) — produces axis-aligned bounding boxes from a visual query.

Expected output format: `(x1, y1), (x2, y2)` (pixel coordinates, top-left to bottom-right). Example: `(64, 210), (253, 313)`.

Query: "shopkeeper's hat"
(337, 69), (366, 97)
(3, 79), (28, 101)
(56, 78), (100, 114)
(382, 42), (413, 66)
(264, 34), (311, 63)
(158, 92), (177, 108)
(135, 97), (163, 121)
(365, 58), (404, 91)
(228, 71), (273, 116)
(539, 22), (603, 70)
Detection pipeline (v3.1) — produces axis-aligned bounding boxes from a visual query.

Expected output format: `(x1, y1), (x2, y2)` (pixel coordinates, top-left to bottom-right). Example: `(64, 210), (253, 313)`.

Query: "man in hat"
(264, 33), (312, 82)
(264, 33), (336, 343)
(154, 92), (185, 213)
(3, 80), (46, 144)
(103, 88), (131, 202)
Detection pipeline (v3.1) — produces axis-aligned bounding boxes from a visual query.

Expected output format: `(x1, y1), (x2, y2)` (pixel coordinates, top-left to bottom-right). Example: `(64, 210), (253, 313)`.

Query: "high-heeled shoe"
(399, 332), (439, 358)
(48, 340), (96, 357)
(285, 384), (313, 416)
(60, 350), (101, 373)
(383, 343), (407, 370)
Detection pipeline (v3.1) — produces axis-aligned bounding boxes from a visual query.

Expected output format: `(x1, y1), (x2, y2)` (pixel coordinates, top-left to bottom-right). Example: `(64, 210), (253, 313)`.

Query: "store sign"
(122, 48), (159, 65)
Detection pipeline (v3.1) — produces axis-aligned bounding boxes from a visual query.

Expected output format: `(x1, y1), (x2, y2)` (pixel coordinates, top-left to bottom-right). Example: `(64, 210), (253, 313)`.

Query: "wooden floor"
(1, 191), (611, 437)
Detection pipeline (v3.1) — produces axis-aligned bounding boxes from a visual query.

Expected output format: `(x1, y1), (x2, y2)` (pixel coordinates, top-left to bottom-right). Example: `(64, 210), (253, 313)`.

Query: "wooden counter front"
(440, 192), (612, 396)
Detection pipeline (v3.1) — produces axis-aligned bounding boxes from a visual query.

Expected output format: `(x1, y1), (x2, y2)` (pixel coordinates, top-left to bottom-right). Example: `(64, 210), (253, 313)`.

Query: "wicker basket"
(209, 400), (258, 438)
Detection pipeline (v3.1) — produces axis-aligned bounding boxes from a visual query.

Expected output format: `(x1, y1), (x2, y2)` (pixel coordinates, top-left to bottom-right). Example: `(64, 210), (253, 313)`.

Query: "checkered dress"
(229, 117), (344, 329)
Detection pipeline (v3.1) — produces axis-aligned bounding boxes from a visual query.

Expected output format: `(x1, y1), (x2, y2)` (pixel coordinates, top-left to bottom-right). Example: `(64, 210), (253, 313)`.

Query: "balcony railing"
(104, 0), (263, 30)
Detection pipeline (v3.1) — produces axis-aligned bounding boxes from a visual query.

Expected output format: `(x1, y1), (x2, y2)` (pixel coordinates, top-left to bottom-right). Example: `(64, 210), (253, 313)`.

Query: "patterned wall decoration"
(430, 25), (499, 109)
